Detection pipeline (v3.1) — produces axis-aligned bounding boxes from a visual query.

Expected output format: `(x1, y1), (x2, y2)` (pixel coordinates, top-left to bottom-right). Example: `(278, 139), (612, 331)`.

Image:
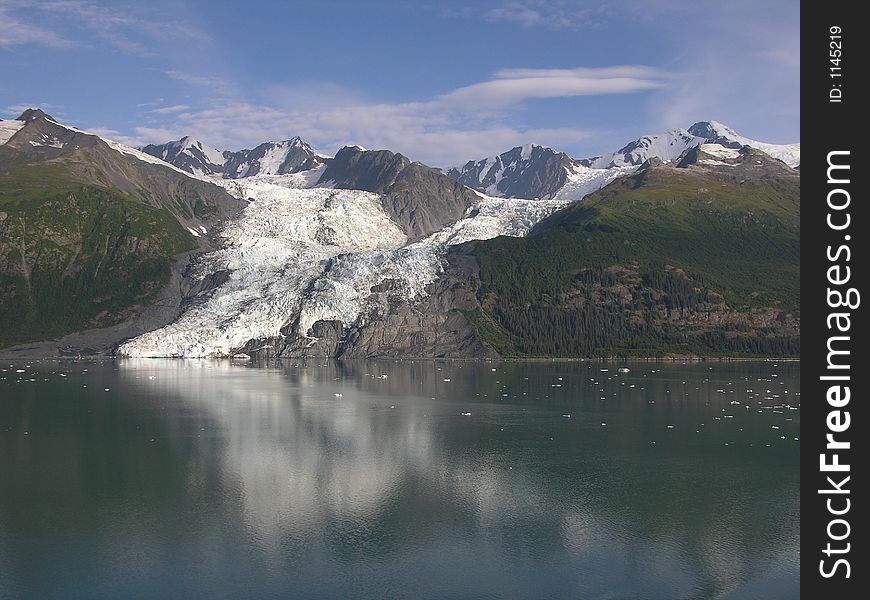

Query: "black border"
(802, 3), (865, 595)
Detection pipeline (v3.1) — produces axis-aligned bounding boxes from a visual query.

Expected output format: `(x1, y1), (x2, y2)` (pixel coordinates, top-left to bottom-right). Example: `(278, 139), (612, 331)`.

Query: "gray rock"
(447, 144), (574, 199)
(141, 136), (325, 178)
(236, 247), (497, 360)
(319, 146), (477, 240)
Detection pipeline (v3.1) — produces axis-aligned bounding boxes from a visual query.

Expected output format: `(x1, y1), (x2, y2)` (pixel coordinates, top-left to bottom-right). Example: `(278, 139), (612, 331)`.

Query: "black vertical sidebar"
(802, 2), (866, 597)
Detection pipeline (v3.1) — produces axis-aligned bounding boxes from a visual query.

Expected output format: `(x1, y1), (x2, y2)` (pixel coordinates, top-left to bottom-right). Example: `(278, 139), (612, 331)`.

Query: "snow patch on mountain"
(255, 139), (305, 175)
(586, 129), (704, 169)
(584, 122), (800, 170)
(240, 165), (327, 190)
(698, 143), (741, 159)
(424, 194), (566, 246)
(0, 120), (25, 145)
(553, 163), (636, 202)
(704, 121), (800, 168)
(183, 137), (224, 166)
(28, 136), (65, 149)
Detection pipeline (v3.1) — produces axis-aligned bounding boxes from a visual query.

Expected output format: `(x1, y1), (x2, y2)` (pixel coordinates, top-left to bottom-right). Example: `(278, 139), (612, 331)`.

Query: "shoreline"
(0, 353), (801, 363)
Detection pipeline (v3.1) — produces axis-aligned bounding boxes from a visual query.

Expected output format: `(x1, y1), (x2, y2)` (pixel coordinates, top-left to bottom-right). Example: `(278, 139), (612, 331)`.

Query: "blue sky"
(1, 0), (799, 166)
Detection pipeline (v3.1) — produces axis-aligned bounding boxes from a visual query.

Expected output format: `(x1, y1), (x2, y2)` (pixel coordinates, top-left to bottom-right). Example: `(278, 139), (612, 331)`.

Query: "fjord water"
(0, 360), (799, 599)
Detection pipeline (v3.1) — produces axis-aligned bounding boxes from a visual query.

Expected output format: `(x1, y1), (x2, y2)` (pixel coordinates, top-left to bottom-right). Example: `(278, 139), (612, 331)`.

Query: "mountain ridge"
(1, 108), (800, 358)
(448, 121), (800, 200)
(0, 109), (240, 347)
(141, 135), (325, 178)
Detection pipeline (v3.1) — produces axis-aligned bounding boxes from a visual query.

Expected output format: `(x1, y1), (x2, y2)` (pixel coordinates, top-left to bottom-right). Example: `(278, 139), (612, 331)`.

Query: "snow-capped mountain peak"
(687, 121), (800, 168)
(140, 135), (327, 178)
(140, 136), (225, 176)
(447, 143), (574, 200)
(583, 128), (704, 169)
(447, 120), (799, 200)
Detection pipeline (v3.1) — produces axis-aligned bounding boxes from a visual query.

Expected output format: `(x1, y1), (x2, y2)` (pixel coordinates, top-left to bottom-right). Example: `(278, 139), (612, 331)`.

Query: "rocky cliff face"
(141, 136), (325, 178)
(447, 144), (574, 200)
(236, 248), (496, 359)
(319, 146), (478, 240)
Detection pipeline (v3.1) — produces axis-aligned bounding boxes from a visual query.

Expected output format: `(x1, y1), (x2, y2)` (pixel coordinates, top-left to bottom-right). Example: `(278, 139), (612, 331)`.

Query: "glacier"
(101, 117), (797, 358)
(118, 172), (588, 358)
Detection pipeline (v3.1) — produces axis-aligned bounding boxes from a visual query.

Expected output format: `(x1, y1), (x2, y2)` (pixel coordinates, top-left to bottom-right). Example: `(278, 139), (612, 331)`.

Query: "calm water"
(0, 359), (799, 599)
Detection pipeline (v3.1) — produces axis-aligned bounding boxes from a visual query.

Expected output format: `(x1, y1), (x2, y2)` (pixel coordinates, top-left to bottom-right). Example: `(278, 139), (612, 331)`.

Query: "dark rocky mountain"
(318, 146), (479, 240)
(446, 144), (575, 200)
(140, 137), (224, 176)
(317, 146), (409, 191)
(0, 110), (239, 348)
(141, 136), (324, 178)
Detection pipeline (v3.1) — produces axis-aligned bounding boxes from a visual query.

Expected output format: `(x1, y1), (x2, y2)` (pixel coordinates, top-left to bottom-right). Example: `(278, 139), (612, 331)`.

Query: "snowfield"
(705, 120), (800, 168)
(554, 163), (636, 202)
(586, 122), (800, 169)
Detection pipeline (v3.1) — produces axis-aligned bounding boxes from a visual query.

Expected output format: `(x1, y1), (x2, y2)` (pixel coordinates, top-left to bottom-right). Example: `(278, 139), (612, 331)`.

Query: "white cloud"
(135, 98), (165, 109)
(438, 66), (666, 109)
(147, 104), (192, 115)
(105, 65), (659, 166)
(485, 2), (547, 28)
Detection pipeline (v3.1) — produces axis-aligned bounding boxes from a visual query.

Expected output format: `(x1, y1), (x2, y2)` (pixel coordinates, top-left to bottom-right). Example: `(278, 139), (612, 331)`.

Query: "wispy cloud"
(103, 65), (660, 166)
(164, 70), (235, 96)
(643, 3), (799, 142)
(0, 5), (72, 49)
(135, 98), (166, 109)
(437, 66), (666, 109)
(483, 0), (607, 30)
(146, 104), (192, 115)
(0, 0), (211, 56)
(120, 103), (596, 167)
(470, 0), (799, 142)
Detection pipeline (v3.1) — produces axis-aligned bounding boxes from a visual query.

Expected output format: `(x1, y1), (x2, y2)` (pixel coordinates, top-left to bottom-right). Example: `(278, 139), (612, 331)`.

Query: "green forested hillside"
(0, 163), (196, 346)
(469, 157), (800, 357)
